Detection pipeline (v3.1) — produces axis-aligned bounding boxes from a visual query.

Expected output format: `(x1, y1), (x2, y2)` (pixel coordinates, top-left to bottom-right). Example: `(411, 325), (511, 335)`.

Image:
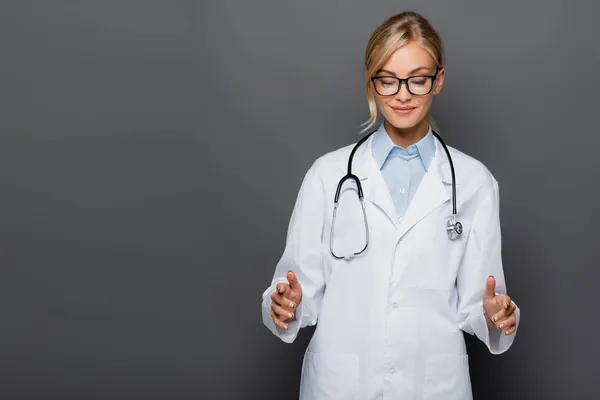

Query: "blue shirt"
(371, 122), (436, 219)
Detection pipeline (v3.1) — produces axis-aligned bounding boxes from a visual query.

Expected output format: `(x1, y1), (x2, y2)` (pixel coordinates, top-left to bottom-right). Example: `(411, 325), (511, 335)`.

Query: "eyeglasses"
(371, 68), (439, 96)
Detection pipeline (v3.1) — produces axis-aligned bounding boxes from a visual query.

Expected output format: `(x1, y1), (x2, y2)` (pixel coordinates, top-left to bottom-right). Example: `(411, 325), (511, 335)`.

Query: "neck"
(383, 117), (430, 148)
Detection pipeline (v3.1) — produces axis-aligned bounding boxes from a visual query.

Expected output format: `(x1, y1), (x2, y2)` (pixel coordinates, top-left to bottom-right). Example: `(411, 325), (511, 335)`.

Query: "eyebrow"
(377, 66), (433, 76)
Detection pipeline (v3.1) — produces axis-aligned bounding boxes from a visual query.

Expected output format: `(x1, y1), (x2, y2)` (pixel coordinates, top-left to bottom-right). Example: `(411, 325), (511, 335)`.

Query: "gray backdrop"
(1, 1), (599, 399)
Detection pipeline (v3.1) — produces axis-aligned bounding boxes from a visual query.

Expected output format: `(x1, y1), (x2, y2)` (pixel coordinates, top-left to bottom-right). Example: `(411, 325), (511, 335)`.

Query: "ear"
(433, 67), (445, 95)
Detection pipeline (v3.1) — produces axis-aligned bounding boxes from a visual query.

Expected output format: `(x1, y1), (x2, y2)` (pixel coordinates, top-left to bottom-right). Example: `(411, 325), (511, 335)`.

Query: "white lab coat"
(261, 133), (520, 400)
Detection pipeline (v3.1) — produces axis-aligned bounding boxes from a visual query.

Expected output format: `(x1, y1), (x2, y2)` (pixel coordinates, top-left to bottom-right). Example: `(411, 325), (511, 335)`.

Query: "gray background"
(0, 0), (598, 399)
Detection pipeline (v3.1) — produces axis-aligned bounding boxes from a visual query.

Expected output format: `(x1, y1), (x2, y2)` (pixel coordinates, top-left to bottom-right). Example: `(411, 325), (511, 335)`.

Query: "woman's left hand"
(483, 276), (517, 335)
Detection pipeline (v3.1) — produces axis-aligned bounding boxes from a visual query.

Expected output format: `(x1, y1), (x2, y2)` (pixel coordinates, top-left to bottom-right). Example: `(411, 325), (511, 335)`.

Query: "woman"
(261, 11), (520, 400)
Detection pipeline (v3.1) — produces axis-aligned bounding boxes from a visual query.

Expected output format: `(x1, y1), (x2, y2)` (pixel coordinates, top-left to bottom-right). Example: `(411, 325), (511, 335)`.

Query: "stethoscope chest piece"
(446, 216), (463, 241)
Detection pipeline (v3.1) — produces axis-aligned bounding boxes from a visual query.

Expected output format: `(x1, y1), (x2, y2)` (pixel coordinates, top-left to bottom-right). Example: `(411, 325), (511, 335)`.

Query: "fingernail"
(284, 324), (288, 330)
(288, 313), (293, 319)
(493, 316), (497, 322)
(506, 301), (510, 308)
(499, 324), (504, 329)
(290, 302), (296, 308)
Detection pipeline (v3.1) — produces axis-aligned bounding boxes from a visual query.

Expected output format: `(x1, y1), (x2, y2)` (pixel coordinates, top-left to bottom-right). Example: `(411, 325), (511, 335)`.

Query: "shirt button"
(390, 367), (395, 374)
(392, 302), (398, 308)
(399, 187), (405, 193)
(408, 147), (416, 155)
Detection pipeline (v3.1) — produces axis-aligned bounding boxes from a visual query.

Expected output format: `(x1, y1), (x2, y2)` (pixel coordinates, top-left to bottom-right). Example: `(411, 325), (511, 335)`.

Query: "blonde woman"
(261, 11), (520, 400)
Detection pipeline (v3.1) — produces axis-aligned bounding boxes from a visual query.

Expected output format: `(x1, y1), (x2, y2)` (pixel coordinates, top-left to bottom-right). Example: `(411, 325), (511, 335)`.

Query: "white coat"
(261, 132), (520, 400)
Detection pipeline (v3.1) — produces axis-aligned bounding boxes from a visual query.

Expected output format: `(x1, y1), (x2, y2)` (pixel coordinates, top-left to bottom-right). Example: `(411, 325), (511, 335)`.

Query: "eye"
(378, 78), (397, 88)
(410, 79), (427, 86)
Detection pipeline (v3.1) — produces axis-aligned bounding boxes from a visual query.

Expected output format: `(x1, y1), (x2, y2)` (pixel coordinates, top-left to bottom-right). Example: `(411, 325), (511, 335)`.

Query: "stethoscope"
(330, 129), (463, 260)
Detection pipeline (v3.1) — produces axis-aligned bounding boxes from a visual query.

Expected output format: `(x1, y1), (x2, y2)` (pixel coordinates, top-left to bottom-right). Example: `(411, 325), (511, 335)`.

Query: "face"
(373, 41), (444, 132)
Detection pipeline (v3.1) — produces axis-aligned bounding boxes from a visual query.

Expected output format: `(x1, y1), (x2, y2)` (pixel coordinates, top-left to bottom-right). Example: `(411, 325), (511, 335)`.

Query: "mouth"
(390, 106), (417, 114)
(390, 105), (417, 114)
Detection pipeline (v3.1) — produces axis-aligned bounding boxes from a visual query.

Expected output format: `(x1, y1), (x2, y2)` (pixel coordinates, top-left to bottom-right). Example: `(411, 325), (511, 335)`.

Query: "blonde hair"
(362, 11), (445, 132)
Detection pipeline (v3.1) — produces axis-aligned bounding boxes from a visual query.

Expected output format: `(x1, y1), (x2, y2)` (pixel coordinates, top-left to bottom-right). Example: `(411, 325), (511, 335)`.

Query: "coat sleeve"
(261, 160), (327, 343)
(456, 177), (521, 354)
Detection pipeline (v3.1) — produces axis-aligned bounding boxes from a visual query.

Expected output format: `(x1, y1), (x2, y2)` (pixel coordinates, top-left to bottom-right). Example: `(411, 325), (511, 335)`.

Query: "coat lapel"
(396, 140), (451, 239)
(347, 133), (455, 235)
(352, 133), (401, 230)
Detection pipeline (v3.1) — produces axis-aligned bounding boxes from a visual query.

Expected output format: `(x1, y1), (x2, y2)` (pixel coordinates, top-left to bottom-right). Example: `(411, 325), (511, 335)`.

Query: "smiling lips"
(390, 105), (417, 114)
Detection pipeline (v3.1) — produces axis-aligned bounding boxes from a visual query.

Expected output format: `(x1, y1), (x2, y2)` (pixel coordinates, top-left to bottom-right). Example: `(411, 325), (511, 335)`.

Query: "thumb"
(484, 276), (496, 300)
(287, 270), (302, 293)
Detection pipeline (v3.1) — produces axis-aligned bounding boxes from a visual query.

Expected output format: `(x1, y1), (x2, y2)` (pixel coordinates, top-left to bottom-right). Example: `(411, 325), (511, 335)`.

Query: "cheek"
(415, 96), (434, 114)
(374, 95), (387, 111)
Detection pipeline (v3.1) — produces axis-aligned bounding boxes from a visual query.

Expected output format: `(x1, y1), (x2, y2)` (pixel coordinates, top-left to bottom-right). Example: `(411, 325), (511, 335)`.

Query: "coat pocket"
(423, 354), (471, 400)
(406, 214), (461, 292)
(300, 352), (359, 400)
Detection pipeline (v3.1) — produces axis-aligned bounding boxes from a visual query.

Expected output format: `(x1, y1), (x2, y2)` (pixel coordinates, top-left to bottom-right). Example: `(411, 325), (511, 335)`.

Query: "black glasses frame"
(371, 68), (440, 96)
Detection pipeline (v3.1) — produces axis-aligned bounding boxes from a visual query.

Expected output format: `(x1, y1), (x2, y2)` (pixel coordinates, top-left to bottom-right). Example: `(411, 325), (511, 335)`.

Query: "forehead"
(379, 41), (436, 75)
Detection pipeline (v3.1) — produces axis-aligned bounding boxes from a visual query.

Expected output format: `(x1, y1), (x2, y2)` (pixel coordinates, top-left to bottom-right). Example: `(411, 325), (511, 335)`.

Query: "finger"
(504, 324), (517, 335)
(484, 276), (496, 300)
(271, 291), (297, 310)
(491, 294), (511, 314)
(277, 282), (302, 304)
(490, 307), (507, 324)
(498, 294), (512, 309)
(272, 302), (295, 321)
(504, 300), (517, 316)
(287, 270), (302, 294)
(491, 299), (515, 323)
(501, 321), (517, 335)
(496, 314), (516, 331)
(270, 310), (288, 330)
(276, 282), (289, 295)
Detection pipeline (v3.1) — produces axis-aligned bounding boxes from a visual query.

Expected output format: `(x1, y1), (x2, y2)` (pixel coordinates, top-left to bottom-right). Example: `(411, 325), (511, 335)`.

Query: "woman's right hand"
(270, 270), (303, 330)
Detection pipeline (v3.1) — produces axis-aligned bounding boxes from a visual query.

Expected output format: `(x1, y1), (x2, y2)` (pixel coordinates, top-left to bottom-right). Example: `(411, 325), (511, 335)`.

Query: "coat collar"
(350, 131), (456, 235)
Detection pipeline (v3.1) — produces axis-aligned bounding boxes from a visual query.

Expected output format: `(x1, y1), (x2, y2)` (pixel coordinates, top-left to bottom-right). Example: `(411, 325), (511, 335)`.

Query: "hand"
(270, 270), (303, 330)
(483, 276), (517, 335)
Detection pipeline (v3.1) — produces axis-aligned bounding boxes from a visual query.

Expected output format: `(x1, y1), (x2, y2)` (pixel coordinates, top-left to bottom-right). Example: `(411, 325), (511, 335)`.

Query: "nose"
(395, 81), (412, 102)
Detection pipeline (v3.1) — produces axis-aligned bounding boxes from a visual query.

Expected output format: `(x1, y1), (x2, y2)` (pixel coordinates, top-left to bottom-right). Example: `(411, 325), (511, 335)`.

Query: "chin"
(383, 113), (424, 130)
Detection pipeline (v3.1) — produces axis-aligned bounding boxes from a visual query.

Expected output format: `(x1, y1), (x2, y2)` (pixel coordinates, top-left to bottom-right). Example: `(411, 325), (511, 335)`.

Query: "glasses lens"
(373, 77), (399, 96)
(407, 77), (433, 95)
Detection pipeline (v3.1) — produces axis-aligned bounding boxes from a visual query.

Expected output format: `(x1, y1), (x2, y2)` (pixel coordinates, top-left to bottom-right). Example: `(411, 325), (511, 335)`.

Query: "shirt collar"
(371, 122), (436, 172)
